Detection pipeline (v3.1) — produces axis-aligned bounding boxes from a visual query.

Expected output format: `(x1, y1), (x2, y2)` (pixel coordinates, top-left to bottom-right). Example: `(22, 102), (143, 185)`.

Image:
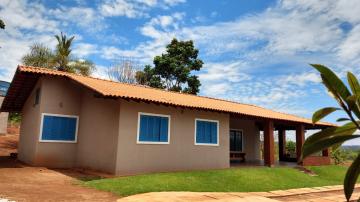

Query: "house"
(0, 80), (10, 134)
(0, 65), (332, 175)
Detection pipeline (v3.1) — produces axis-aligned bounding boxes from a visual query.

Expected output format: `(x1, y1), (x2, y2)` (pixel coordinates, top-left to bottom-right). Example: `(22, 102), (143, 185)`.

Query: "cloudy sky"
(1, 0), (360, 143)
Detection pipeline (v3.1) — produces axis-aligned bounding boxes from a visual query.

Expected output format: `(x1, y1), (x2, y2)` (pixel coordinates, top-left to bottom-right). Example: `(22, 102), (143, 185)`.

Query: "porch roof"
(1, 65), (333, 128)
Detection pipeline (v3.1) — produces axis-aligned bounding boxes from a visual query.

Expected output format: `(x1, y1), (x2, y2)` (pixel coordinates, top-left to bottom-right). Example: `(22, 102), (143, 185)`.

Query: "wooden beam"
(296, 124), (305, 164)
(278, 129), (286, 161)
(264, 120), (275, 167)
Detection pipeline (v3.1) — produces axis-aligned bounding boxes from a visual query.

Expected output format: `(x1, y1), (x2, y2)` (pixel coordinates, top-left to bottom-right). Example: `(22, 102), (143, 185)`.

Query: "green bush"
(8, 112), (21, 125)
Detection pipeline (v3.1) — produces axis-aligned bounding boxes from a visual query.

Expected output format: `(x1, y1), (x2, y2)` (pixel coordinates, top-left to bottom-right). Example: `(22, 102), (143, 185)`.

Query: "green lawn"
(83, 166), (350, 197)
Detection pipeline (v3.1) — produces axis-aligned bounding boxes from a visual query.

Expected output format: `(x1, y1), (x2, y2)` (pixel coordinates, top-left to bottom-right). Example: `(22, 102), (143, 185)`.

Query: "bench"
(230, 151), (246, 162)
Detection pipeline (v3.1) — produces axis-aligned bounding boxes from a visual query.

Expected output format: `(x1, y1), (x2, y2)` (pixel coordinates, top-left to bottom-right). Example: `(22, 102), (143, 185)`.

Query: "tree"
(54, 32), (75, 72)
(69, 60), (95, 76)
(1, 19), (4, 48)
(331, 148), (348, 165)
(22, 44), (55, 68)
(301, 64), (360, 201)
(135, 38), (203, 94)
(0, 19), (4, 29)
(108, 58), (139, 84)
(21, 32), (95, 76)
(285, 141), (296, 157)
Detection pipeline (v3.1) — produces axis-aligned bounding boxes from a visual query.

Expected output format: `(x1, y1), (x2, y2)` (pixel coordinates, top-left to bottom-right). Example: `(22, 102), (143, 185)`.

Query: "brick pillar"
(296, 124), (305, 164)
(278, 129), (286, 161)
(264, 120), (275, 167)
(322, 148), (329, 157)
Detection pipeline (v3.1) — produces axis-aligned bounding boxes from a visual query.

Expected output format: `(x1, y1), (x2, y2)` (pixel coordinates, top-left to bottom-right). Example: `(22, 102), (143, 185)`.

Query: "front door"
(230, 129), (243, 152)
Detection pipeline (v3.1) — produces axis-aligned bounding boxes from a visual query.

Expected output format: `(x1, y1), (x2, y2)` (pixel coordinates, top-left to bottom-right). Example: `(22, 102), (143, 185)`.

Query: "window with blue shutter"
(138, 113), (170, 143)
(40, 114), (78, 142)
(195, 119), (218, 145)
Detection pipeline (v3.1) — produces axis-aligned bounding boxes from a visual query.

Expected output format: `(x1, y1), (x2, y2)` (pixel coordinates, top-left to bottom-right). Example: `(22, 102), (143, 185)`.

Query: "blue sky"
(1, 0), (360, 144)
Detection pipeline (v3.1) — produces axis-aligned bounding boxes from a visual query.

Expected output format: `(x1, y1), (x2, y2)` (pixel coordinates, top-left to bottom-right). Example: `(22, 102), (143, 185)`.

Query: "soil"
(0, 134), (118, 202)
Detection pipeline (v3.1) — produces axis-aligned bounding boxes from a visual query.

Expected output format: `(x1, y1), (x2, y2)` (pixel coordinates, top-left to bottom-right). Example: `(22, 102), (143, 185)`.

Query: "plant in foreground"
(301, 64), (360, 201)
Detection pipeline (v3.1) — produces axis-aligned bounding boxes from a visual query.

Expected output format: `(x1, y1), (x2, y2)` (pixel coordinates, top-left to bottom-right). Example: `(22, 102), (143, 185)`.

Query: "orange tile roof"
(2, 65), (333, 127)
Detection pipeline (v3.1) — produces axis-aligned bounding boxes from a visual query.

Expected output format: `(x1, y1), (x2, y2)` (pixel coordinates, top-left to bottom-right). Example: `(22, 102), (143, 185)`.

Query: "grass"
(83, 165), (351, 197)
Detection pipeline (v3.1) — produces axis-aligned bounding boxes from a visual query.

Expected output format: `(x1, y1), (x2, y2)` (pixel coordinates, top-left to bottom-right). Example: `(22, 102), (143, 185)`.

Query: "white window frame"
(194, 118), (219, 146)
(230, 128), (244, 152)
(137, 112), (171, 145)
(39, 113), (79, 143)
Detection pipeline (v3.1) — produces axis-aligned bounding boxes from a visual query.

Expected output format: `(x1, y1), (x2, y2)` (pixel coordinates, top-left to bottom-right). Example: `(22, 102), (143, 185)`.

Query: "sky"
(1, 0), (360, 144)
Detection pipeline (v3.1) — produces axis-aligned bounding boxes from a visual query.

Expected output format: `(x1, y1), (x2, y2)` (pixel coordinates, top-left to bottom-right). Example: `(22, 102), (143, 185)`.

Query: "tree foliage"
(285, 141), (296, 157)
(22, 44), (55, 68)
(108, 58), (139, 84)
(54, 33), (74, 72)
(331, 148), (358, 165)
(0, 19), (4, 29)
(135, 38), (203, 94)
(302, 64), (360, 201)
(21, 32), (95, 76)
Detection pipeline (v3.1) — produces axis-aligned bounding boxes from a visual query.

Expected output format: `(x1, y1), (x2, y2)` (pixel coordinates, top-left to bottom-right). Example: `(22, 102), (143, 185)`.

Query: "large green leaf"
(347, 72), (360, 119)
(312, 107), (340, 123)
(337, 118), (350, 122)
(347, 72), (360, 96)
(304, 122), (357, 147)
(344, 153), (360, 201)
(346, 94), (360, 120)
(301, 135), (360, 161)
(321, 74), (344, 107)
(311, 64), (351, 102)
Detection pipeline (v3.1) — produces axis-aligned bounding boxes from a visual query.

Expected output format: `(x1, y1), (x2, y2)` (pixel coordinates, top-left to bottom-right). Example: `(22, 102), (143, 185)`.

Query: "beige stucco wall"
(33, 77), (82, 167)
(0, 96), (8, 134)
(76, 90), (120, 173)
(18, 80), (42, 164)
(115, 100), (230, 175)
(229, 118), (261, 161)
(18, 77), (120, 172)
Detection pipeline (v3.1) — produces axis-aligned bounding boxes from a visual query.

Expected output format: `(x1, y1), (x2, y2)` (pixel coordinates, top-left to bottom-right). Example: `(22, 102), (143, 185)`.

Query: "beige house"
(1, 66), (332, 175)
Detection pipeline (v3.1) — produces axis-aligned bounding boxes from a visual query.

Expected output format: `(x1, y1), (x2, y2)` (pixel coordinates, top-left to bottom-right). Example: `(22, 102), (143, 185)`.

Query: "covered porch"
(229, 114), (331, 167)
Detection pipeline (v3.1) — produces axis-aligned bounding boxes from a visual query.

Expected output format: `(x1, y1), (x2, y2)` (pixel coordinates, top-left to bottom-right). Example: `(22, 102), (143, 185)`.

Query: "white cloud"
(100, 0), (142, 18)
(73, 43), (99, 58)
(202, 83), (231, 97)
(0, 0), (58, 33)
(337, 25), (360, 63)
(199, 61), (251, 83)
(49, 6), (105, 32)
(163, 0), (186, 6)
(92, 65), (109, 80)
(0, 0), (60, 81)
(99, 0), (186, 18)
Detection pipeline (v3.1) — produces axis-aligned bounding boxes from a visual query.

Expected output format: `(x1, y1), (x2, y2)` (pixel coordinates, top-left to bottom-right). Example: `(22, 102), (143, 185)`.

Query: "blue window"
(195, 119), (219, 145)
(138, 113), (170, 144)
(40, 114), (78, 142)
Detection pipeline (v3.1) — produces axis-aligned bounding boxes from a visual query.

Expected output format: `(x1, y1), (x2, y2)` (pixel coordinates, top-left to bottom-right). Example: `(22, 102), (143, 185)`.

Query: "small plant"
(286, 141), (296, 158)
(8, 112), (21, 125)
(331, 148), (348, 165)
(301, 64), (360, 201)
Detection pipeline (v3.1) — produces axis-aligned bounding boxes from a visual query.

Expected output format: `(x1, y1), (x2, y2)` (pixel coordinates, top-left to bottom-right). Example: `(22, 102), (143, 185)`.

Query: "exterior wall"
(18, 80), (42, 164)
(34, 77), (82, 167)
(115, 100), (230, 175)
(0, 96), (8, 134)
(18, 77), (120, 172)
(229, 118), (260, 161)
(76, 90), (120, 173)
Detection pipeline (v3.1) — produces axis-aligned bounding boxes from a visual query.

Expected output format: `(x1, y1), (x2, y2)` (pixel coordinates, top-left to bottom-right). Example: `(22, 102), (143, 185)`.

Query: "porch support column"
(296, 124), (305, 164)
(264, 120), (275, 167)
(278, 129), (286, 161)
(322, 148), (329, 157)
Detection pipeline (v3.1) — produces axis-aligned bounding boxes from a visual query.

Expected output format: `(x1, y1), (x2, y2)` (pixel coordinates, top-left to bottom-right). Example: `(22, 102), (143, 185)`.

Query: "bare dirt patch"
(0, 134), (118, 202)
